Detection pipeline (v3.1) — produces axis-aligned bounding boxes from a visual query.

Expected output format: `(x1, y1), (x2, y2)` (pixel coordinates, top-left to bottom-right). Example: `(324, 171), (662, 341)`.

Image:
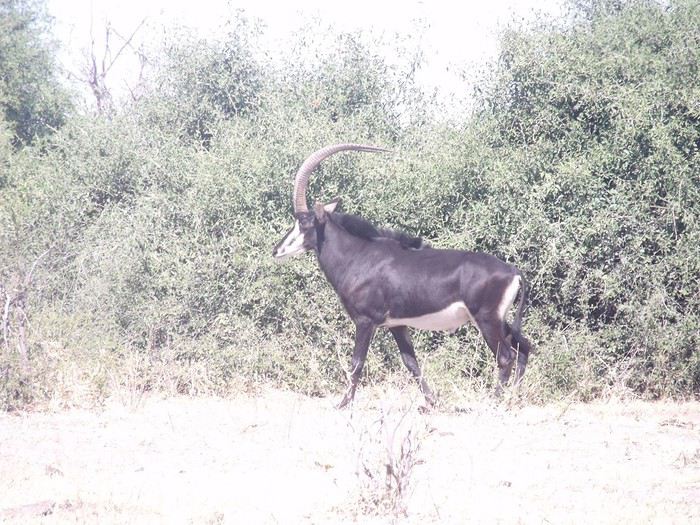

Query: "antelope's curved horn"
(293, 143), (389, 213)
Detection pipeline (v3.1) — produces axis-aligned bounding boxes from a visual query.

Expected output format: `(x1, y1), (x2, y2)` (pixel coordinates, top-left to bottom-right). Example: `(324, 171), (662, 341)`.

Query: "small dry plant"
(347, 392), (431, 521)
(108, 350), (151, 410)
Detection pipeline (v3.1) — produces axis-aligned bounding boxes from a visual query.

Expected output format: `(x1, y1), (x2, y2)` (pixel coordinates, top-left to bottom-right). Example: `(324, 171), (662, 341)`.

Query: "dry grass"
(1, 387), (698, 524)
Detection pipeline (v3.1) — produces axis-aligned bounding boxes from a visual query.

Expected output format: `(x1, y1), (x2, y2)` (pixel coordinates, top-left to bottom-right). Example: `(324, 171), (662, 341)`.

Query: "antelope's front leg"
(337, 319), (376, 409)
(389, 326), (437, 407)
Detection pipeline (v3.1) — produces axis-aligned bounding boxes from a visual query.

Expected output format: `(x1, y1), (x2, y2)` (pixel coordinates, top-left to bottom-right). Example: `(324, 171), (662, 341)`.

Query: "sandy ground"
(1, 388), (698, 524)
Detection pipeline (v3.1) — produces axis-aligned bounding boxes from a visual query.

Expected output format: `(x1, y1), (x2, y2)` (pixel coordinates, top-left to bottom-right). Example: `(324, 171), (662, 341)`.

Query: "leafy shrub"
(0, 0), (71, 146)
(1, 0), (698, 409)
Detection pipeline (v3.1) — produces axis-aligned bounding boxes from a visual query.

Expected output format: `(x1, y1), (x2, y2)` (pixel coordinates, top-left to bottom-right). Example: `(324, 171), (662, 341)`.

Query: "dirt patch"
(1, 389), (698, 523)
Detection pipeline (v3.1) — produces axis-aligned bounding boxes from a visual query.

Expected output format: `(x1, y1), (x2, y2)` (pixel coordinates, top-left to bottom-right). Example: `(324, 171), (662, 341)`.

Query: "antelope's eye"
(298, 215), (314, 228)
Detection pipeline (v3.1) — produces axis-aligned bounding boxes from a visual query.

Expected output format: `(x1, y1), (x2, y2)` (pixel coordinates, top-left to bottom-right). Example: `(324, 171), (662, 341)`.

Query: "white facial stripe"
(274, 220), (307, 259)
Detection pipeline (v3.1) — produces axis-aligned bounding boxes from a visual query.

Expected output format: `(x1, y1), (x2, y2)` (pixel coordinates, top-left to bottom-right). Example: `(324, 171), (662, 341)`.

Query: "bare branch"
(105, 18), (147, 76)
(101, 22), (110, 82)
(2, 286), (11, 350)
(23, 249), (51, 288)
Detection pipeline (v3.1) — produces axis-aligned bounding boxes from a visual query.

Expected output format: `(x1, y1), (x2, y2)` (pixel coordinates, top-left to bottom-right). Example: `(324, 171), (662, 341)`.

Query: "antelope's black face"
(272, 212), (316, 260)
(272, 200), (340, 260)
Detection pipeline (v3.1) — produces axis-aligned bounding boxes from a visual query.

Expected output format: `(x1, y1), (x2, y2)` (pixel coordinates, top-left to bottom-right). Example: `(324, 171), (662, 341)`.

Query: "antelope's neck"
(315, 220), (365, 290)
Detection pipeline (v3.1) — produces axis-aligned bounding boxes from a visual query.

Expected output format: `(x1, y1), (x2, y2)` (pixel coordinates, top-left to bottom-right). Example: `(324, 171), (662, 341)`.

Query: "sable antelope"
(273, 144), (531, 407)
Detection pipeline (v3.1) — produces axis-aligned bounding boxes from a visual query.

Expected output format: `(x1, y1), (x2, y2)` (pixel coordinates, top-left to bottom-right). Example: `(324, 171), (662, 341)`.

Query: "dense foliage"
(1, 0), (697, 409)
(0, 0), (70, 148)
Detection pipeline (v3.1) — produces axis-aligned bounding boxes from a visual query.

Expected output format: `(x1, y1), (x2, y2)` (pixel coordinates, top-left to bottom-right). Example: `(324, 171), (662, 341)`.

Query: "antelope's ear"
(314, 198), (340, 222)
(313, 202), (327, 222)
(323, 197), (341, 214)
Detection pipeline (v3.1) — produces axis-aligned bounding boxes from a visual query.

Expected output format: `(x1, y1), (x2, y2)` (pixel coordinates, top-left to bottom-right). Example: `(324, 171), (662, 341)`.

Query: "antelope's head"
(272, 143), (388, 260)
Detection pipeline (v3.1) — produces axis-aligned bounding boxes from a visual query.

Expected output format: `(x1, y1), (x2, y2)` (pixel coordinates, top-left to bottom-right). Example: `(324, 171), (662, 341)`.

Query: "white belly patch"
(382, 301), (476, 332)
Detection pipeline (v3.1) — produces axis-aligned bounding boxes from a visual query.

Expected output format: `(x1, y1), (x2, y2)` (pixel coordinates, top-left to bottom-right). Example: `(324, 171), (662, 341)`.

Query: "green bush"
(1, 0), (698, 409)
(0, 0), (71, 147)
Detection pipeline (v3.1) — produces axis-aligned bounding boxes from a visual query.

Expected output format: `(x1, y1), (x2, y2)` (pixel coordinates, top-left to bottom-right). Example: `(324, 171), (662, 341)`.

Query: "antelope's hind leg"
(476, 316), (516, 395)
(505, 323), (532, 385)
